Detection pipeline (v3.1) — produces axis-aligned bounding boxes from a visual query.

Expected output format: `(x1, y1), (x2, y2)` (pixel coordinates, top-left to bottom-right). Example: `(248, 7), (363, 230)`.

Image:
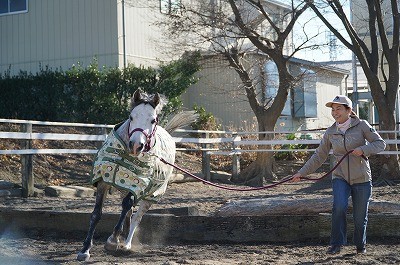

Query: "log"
(216, 196), (400, 216)
(168, 173), (200, 183)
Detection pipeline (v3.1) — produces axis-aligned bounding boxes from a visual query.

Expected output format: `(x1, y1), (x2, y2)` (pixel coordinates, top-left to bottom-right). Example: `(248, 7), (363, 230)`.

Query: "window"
(0, 0), (28, 16)
(293, 69), (318, 118)
(160, 0), (181, 16)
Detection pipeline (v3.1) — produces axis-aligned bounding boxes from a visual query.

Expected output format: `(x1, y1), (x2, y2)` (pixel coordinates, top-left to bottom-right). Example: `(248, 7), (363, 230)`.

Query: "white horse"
(77, 89), (197, 261)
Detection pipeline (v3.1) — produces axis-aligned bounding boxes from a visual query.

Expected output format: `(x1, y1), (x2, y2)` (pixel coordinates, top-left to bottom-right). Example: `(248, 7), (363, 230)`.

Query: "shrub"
(191, 105), (221, 131)
(0, 53), (200, 124)
(273, 133), (310, 161)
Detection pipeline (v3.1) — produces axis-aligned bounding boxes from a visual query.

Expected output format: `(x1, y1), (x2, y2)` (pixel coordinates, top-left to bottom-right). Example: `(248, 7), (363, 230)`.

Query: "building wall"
(120, 1), (169, 68)
(0, 0), (167, 75)
(274, 75), (343, 132)
(181, 56), (257, 131)
(312, 74), (345, 128)
(350, 0), (397, 124)
(0, 0), (120, 75)
(182, 56), (345, 131)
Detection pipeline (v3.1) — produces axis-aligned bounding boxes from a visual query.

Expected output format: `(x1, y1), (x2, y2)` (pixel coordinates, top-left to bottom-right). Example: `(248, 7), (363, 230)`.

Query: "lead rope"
(155, 150), (363, 192)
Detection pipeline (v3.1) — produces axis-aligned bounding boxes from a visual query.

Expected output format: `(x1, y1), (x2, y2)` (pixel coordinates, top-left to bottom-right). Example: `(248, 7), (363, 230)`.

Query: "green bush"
(273, 133), (309, 161)
(0, 52), (201, 124)
(191, 105), (221, 131)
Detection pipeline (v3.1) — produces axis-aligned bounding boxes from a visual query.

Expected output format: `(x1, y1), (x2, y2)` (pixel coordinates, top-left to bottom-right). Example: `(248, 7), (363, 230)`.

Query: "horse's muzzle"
(129, 141), (144, 156)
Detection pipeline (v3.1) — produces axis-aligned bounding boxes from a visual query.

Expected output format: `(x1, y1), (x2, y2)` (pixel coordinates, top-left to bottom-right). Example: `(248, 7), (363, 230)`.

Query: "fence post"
(20, 122), (34, 197)
(232, 133), (240, 178)
(202, 132), (210, 180)
(96, 126), (107, 148)
(204, 152), (211, 181)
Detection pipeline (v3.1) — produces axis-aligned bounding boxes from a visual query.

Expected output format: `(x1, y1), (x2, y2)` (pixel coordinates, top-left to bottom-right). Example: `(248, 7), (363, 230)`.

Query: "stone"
(0, 188), (22, 197)
(66, 185), (95, 197)
(45, 185), (94, 198)
(0, 180), (15, 190)
(45, 186), (77, 198)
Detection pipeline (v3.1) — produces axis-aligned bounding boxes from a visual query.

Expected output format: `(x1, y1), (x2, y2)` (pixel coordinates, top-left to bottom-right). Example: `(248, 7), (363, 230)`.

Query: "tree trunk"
(379, 110), (400, 180)
(232, 151), (276, 187)
(231, 111), (282, 186)
(371, 80), (400, 180)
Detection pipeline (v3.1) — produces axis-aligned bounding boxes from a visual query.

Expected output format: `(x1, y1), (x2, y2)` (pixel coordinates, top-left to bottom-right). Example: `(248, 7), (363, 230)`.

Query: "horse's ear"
(133, 89), (142, 103)
(130, 89), (142, 110)
(153, 93), (160, 106)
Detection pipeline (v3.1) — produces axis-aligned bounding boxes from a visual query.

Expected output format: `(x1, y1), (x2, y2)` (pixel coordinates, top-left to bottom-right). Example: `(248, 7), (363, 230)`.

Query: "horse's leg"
(122, 200), (153, 250)
(105, 192), (134, 251)
(77, 180), (110, 261)
(123, 208), (134, 237)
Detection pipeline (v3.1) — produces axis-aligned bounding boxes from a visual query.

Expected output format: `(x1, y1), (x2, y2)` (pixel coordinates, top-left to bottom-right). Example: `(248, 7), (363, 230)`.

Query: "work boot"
(326, 245), (341, 254)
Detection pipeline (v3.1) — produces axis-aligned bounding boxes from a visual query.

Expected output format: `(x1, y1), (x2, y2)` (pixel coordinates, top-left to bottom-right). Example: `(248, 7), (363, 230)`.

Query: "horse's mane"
(130, 91), (168, 115)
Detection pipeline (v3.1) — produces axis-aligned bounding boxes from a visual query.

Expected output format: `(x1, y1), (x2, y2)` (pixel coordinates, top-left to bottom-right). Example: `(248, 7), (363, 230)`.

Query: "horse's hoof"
(114, 245), (133, 256)
(105, 236), (124, 252)
(105, 241), (118, 252)
(77, 251), (90, 261)
(121, 244), (132, 251)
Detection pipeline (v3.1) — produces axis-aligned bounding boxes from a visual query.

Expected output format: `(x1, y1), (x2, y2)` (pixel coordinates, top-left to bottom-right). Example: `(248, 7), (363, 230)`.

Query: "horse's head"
(127, 89), (162, 156)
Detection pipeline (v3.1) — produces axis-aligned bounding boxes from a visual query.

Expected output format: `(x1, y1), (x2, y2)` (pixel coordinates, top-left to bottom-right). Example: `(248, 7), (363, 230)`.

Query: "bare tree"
(307, 0), (400, 180)
(146, 0), (318, 185)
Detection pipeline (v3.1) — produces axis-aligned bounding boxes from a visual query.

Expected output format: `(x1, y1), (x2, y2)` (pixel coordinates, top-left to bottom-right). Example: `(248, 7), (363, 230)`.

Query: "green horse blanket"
(91, 127), (168, 202)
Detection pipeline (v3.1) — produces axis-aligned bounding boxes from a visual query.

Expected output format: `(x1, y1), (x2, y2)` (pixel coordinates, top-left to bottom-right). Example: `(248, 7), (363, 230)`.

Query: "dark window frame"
(160, 0), (181, 16)
(0, 0), (28, 16)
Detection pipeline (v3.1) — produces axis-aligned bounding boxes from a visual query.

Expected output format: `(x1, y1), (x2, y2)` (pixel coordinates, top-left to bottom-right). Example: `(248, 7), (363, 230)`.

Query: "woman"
(291, 95), (386, 254)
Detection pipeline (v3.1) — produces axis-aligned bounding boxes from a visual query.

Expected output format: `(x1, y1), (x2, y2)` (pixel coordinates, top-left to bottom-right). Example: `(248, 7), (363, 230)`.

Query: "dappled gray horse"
(77, 89), (197, 261)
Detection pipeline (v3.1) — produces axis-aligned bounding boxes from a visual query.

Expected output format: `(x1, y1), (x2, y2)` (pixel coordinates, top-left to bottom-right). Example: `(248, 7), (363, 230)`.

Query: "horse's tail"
(164, 111), (198, 133)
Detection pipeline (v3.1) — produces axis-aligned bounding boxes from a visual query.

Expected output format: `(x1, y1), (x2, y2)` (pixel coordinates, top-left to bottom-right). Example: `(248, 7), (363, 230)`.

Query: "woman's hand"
(290, 173), (302, 182)
(352, 147), (364, 157)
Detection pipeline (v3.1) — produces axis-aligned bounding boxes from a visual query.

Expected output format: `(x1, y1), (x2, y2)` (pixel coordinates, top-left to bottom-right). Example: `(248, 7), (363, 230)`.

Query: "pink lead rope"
(158, 150), (364, 192)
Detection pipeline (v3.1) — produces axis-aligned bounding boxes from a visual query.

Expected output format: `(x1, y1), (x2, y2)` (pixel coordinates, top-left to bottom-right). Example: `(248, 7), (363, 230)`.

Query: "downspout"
(351, 54), (358, 114)
(350, 0), (358, 113)
(344, 74), (349, 95)
(122, 0), (126, 68)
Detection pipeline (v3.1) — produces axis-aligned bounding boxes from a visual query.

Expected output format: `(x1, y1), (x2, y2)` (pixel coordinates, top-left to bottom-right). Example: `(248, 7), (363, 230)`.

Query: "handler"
(291, 95), (386, 254)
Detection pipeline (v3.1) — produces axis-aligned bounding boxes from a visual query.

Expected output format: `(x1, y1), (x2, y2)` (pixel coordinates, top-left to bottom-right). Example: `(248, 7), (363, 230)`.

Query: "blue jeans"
(330, 178), (372, 248)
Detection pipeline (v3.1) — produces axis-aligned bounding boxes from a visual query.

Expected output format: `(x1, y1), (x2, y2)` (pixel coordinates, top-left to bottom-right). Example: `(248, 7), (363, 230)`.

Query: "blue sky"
(294, 2), (352, 62)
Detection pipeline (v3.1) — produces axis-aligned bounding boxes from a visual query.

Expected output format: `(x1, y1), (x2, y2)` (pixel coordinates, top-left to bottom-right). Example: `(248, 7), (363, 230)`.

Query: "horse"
(77, 89), (198, 261)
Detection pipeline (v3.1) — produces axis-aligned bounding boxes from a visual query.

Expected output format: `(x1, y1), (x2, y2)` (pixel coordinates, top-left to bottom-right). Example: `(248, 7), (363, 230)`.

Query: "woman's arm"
(297, 132), (332, 177)
(359, 121), (386, 156)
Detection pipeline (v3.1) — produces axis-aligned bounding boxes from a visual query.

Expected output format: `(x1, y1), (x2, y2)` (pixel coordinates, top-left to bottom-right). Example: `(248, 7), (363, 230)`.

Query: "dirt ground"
(1, 177), (400, 264)
(0, 235), (399, 265)
(0, 126), (400, 264)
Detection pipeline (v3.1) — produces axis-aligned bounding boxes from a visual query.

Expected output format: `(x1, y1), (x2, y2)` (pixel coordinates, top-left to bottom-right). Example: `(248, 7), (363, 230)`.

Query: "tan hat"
(325, 95), (353, 108)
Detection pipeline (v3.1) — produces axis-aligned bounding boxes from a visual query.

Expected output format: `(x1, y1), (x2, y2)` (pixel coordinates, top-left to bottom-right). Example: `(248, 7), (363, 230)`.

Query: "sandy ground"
(1, 124), (399, 264)
(0, 175), (399, 265)
(0, 235), (399, 265)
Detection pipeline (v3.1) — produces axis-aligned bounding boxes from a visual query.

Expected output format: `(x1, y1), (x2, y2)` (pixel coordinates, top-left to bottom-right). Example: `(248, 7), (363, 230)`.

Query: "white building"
(1, 0), (349, 132)
(182, 53), (348, 131)
(0, 0), (170, 75)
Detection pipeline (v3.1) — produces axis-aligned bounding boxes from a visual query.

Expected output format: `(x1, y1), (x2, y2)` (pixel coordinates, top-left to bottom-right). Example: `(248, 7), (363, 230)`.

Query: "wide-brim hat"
(325, 95), (353, 108)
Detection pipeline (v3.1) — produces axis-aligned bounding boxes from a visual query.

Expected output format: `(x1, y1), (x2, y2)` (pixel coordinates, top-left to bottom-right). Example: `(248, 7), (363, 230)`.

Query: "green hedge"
(0, 52), (200, 124)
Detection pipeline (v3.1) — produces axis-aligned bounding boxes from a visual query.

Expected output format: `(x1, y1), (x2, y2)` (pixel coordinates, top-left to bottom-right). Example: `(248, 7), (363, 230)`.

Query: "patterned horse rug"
(91, 125), (167, 202)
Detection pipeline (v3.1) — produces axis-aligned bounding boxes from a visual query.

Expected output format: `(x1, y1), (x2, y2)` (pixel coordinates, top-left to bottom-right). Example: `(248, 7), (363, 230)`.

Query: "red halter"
(127, 117), (158, 152)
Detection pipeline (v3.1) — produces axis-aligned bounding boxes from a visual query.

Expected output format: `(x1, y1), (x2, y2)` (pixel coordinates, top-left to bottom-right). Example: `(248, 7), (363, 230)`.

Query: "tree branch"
(391, 0), (400, 50)
(306, 1), (352, 49)
(374, 0), (390, 58)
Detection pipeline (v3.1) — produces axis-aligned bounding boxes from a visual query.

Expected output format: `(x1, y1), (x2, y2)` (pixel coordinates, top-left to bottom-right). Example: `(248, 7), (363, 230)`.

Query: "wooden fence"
(1, 118), (399, 197)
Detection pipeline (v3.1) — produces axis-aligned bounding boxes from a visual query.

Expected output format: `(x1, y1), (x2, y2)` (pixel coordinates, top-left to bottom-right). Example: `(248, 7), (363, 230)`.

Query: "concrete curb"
(44, 185), (94, 198)
(0, 208), (398, 243)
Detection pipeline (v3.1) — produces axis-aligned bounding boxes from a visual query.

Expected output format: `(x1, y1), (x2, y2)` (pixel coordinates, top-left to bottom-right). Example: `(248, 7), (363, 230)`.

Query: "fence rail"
(1, 118), (400, 197)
